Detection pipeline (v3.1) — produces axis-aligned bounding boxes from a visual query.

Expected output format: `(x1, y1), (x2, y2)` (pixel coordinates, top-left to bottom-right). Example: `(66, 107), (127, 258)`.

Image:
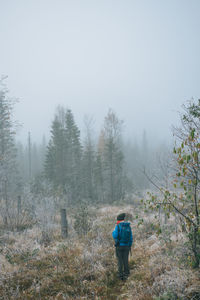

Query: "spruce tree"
(45, 112), (66, 189)
(45, 108), (82, 204)
(65, 109), (82, 204)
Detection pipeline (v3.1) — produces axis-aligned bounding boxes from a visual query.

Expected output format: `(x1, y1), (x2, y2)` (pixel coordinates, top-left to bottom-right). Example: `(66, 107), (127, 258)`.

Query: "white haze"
(0, 0), (200, 144)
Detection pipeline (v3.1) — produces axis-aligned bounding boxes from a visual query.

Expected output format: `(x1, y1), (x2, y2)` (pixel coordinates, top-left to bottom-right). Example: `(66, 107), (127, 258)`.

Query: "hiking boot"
(123, 272), (130, 280)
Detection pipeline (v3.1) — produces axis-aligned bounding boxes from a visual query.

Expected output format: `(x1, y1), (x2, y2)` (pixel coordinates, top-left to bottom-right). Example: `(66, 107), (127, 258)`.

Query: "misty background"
(1, 2), (200, 297)
(1, 0), (200, 144)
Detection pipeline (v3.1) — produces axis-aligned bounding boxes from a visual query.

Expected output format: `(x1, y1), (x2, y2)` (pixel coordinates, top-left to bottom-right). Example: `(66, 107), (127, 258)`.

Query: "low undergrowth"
(0, 205), (199, 300)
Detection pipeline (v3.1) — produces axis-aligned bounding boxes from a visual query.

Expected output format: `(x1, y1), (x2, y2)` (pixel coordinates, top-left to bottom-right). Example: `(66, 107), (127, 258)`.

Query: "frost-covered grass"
(0, 204), (199, 299)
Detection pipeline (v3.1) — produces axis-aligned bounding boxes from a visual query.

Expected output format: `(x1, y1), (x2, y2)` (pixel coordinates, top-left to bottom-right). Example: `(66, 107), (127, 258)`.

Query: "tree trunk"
(60, 208), (68, 238)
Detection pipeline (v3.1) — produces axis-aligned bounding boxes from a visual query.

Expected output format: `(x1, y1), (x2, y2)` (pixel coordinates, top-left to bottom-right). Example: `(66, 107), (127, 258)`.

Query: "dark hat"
(117, 213), (126, 221)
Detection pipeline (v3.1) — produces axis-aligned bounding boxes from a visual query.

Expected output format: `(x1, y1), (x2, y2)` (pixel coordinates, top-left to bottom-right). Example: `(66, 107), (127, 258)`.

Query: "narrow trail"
(106, 245), (153, 300)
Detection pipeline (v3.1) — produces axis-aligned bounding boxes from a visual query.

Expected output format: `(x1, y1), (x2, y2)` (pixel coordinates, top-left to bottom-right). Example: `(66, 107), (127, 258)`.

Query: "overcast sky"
(0, 0), (200, 144)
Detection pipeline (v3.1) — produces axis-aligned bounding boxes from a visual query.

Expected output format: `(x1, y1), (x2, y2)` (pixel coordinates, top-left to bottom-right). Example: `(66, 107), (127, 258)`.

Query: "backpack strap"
(117, 224), (121, 241)
(117, 222), (126, 241)
(115, 224), (121, 247)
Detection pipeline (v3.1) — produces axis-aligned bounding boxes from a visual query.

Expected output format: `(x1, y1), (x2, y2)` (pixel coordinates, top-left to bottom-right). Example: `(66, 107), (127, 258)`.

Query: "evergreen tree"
(45, 107), (82, 204)
(0, 79), (19, 223)
(93, 130), (105, 202)
(45, 112), (66, 188)
(65, 109), (82, 204)
(44, 140), (56, 183)
(82, 116), (96, 202)
(101, 109), (125, 203)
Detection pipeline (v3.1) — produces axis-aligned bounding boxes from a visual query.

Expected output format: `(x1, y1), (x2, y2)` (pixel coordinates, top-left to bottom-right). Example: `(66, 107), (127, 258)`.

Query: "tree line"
(0, 79), (170, 212)
(44, 106), (127, 204)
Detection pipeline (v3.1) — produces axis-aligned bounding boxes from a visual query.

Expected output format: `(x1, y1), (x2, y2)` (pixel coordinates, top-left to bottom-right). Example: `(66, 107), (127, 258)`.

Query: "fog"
(1, 0), (200, 144)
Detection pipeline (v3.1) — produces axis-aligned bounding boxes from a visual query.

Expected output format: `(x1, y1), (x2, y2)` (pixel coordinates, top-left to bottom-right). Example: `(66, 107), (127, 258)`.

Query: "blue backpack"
(117, 223), (131, 245)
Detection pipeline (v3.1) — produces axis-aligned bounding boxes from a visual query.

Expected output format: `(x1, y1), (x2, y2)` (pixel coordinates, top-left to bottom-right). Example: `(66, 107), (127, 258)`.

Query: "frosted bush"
(34, 196), (57, 244)
(151, 267), (194, 298)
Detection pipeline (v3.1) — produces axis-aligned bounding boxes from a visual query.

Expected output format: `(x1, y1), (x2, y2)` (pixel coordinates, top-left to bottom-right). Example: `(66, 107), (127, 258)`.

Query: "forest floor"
(0, 203), (199, 300)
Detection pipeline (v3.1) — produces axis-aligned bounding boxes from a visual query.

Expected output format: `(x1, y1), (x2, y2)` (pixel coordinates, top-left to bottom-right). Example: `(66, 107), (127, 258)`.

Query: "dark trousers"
(115, 246), (130, 278)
